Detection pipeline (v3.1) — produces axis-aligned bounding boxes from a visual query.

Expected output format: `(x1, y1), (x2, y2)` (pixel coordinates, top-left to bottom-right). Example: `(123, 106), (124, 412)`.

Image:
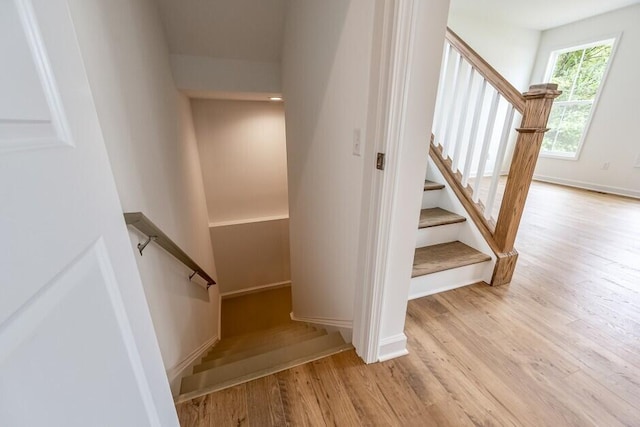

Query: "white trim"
(166, 334), (219, 384)
(217, 288), (222, 349)
(353, 0), (420, 365)
(352, 0), (393, 364)
(94, 239), (162, 426)
(377, 333), (408, 362)
(539, 152), (581, 161)
(533, 175), (640, 199)
(540, 33), (621, 161)
(208, 214), (289, 228)
(290, 312), (353, 329)
(220, 281), (291, 299)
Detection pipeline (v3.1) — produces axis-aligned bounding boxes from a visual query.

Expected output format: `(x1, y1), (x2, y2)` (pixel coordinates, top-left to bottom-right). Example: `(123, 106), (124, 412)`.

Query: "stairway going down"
(175, 320), (352, 404)
(410, 179), (494, 299)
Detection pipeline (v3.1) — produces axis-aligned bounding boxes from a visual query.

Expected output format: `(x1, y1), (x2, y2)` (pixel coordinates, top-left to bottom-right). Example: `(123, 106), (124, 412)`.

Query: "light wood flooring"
(177, 182), (640, 426)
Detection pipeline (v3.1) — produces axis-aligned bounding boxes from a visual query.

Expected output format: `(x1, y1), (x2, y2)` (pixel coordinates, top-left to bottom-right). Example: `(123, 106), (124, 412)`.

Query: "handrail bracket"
(137, 235), (157, 256)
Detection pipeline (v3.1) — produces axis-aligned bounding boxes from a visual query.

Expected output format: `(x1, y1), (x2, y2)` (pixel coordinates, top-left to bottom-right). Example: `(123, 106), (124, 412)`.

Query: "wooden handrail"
(429, 142), (498, 245)
(445, 28), (526, 113)
(124, 212), (216, 289)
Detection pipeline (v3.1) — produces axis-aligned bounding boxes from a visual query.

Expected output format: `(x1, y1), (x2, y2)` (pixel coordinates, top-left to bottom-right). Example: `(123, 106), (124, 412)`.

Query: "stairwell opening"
(190, 97), (291, 303)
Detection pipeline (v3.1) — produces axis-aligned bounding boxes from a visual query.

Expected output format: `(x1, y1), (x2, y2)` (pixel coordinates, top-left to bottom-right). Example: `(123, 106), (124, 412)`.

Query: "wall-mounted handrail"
(124, 212), (216, 289)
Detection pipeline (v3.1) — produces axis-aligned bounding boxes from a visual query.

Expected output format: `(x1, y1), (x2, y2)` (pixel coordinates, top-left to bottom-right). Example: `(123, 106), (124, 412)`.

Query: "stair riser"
(203, 327), (317, 361)
(180, 333), (347, 395)
(415, 223), (462, 248)
(409, 261), (492, 300)
(421, 190), (442, 209)
(196, 330), (328, 371)
(209, 324), (311, 351)
(175, 343), (353, 404)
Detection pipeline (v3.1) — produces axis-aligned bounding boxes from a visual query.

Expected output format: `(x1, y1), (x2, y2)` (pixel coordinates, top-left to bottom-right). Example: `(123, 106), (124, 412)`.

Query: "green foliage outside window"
(542, 41), (613, 156)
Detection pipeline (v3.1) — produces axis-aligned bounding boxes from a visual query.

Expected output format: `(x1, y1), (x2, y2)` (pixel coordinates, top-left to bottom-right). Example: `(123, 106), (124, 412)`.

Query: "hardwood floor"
(177, 182), (640, 426)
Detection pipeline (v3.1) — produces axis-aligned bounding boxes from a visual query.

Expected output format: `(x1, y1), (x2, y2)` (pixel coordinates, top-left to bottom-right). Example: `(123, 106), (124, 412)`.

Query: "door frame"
(352, 0), (450, 363)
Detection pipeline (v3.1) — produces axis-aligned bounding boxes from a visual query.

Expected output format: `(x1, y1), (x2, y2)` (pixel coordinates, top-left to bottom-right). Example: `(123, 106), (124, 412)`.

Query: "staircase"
(411, 179), (493, 298)
(414, 27), (561, 293)
(175, 321), (352, 403)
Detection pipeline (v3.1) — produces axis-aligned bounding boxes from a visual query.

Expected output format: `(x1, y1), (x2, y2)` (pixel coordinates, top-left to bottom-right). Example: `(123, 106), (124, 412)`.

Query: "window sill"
(539, 152), (579, 161)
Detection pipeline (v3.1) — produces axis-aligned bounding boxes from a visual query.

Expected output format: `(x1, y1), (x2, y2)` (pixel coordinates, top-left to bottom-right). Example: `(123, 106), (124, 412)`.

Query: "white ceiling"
(154, 0), (285, 62)
(450, 0), (640, 30)
(154, 0), (640, 64)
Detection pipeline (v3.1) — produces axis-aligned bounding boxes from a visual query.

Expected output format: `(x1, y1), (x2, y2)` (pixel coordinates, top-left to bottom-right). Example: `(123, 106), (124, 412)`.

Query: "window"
(541, 38), (616, 158)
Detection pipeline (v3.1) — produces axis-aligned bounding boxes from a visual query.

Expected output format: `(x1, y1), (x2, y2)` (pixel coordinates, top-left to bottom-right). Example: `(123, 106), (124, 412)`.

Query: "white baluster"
(473, 89), (500, 203)
(452, 65), (475, 172)
(443, 58), (467, 159)
(484, 104), (516, 219)
(462, 79), (487, 187)
(433, 43), (453, 145)
(440, 52), (463, 157)
(432, 43), (451, 141)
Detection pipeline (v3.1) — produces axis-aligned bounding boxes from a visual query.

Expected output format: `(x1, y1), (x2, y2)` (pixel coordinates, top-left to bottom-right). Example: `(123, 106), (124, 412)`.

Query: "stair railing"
(430, 28), (561, 285)
(124, 212), (217, 289)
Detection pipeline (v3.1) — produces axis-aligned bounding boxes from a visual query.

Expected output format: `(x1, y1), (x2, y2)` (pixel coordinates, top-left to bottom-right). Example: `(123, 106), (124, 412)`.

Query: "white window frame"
(540, 35), (620, 161)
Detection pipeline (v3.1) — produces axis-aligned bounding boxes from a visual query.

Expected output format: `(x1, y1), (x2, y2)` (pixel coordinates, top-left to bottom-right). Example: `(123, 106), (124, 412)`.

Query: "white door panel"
(0, 0), (71, 150)
(0, 0), (177, 425)
(0, 240), (156, 426)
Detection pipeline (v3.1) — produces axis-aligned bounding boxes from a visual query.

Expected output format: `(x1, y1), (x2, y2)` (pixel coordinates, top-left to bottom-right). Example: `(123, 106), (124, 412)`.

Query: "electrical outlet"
(602, 162), (610, 170)
(352, 128), (362, 156)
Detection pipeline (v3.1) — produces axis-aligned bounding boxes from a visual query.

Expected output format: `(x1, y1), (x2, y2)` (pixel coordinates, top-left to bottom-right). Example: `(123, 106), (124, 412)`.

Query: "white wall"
(448, 12), (541, 91)
(191, 100), (289, 223)
(67, 0), (220, 394)
(444, 13), (542, 186)
(171, 54), (281, 96)
(191, 99), (290, 294)
(531, 4), (640, 198)
(281, 0), (375, 325)
(209, 219), (291, 294)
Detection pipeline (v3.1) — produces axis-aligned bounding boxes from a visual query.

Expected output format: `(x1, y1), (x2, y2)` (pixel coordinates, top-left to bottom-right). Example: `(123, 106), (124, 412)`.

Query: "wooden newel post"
(491, 83), (561, 285)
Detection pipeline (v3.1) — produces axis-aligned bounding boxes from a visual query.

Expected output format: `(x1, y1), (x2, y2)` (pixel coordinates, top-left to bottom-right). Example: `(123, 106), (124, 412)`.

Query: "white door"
(0, 0), (177, 425)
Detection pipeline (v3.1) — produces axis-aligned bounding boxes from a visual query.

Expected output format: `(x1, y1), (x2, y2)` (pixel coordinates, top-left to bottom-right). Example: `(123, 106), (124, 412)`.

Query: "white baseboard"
(290, 312), (353, 329)
(534, 175), (640, 199)
(166, 334), (219, 395)
(221, 281), (291, 299)
(378, 333), (408, 362)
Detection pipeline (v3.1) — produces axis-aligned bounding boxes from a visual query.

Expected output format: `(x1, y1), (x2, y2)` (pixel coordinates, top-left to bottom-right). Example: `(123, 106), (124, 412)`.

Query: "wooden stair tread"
(412, 241), (491, 277)
(209, 323), (311, 354)
(419, 208), (466, 228)
(177, 332), (351, 402)
(424, 180), (445, 191)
